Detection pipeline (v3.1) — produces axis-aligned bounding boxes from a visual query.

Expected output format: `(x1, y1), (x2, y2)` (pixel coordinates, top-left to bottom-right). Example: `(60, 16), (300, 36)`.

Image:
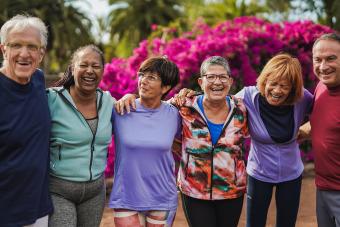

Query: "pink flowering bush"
(102, 16), (333, 176)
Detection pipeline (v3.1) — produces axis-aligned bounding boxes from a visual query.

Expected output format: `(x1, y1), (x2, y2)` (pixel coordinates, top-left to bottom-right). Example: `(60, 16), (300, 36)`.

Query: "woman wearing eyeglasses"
(109, 57), (181, 227)
(174, 56), (249, 227)
(116, 56), (249, 227)
(175, 54), (313, 227)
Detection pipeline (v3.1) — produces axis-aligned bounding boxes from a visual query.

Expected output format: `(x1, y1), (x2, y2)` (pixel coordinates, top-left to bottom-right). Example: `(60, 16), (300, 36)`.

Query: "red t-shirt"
(311, 82), (340, 190)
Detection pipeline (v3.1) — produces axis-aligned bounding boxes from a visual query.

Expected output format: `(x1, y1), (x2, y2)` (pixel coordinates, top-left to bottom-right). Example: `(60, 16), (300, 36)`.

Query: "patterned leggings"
(114, 209), (170, 227)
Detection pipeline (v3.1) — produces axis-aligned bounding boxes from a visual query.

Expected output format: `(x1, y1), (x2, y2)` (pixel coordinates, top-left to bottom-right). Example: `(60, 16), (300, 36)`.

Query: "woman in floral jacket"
(174, 56), (248, 227)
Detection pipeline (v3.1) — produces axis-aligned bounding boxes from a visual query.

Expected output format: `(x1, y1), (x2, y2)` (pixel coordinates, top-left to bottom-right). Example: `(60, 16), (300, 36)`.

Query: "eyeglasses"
(137, 72), (161, 82)
(6, 42), (42, 53)
(202, 73), (230, 83)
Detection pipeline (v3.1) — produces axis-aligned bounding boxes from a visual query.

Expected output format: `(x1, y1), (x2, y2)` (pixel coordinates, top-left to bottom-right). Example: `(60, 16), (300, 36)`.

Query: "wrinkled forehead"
(206, 64), (228, 74)
(6, 26), (41, 44)
(313, 39), (340, 55)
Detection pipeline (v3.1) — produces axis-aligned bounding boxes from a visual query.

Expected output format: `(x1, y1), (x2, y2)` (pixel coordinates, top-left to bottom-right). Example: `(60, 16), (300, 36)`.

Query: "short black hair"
(139, 56), (179, 98)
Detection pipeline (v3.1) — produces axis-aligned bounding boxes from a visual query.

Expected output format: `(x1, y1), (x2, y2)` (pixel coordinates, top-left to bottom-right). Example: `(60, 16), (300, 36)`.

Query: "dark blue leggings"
(246, 175), (302, 227)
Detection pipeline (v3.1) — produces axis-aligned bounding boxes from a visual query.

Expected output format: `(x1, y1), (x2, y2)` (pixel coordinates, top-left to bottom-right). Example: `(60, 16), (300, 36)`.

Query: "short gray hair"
(0, 14), (48, 48)
(313, 33), (340, 49)
(200, 56), (231, 76)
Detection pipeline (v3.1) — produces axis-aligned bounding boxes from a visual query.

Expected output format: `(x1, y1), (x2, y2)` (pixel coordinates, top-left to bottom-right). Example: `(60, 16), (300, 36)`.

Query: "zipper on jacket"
(208, 107), (236, 200)
(209, 144), (215, 200)
(89, 143), (95, 180)
(184, 152), (190, 179)
(209, 108), (236, 200)
(234, 158), (238, 187)
(190, 97), (237, 200)
(57, 89), (103, 181)
(58, 144), (62, 160)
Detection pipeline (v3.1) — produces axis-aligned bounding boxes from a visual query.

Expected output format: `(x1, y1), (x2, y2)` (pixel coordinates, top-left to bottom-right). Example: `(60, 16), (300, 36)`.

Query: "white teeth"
(211, 88), (223, 91)
(83, 78), (95, 82)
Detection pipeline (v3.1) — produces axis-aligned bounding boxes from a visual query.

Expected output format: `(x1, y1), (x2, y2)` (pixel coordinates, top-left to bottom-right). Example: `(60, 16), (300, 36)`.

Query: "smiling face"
(198, 64), (233, 102)
(313, 39), (340, 88)
(0, 27), (44, 84)
(72, 48), (103, 95)
(264, 78), (292, 106)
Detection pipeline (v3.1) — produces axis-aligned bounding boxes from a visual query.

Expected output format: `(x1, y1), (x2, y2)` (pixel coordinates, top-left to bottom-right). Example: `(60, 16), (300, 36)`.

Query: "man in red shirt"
(300, 33), (340, 227)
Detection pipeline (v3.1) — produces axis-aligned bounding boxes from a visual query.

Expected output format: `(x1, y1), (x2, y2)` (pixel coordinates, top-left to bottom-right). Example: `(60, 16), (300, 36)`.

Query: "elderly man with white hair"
(0, 15), (52, 227)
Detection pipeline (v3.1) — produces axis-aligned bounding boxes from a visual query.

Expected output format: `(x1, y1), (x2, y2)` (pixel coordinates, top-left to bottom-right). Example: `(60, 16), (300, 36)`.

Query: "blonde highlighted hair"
(256, 53), (304, 105)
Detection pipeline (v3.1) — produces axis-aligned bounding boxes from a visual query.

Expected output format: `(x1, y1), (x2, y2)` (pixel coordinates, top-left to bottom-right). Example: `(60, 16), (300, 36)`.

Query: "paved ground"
(100, 164), (317, 227)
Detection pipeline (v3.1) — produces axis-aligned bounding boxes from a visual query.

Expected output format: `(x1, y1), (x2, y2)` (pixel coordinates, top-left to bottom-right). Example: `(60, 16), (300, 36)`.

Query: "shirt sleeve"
(235, 87), (246, 99)
(303, 88), (314, 115)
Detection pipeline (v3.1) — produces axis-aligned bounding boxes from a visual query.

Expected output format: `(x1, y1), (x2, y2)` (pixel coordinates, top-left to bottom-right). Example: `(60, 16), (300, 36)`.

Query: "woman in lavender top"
(235, 53), (313, 227)
(109, 57), (181, 227)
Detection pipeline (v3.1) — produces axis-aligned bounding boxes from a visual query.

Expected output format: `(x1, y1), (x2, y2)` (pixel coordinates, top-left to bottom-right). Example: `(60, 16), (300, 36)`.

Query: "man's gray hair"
(0, 14), (48, 48)
(313, 33), (340, 48)
(200, 56), (231, 76)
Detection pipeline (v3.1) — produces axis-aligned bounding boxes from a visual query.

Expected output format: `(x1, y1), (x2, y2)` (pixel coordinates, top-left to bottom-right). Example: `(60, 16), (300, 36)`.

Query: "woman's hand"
(115, 94), (137, 115)
(172, 88), (196, 106)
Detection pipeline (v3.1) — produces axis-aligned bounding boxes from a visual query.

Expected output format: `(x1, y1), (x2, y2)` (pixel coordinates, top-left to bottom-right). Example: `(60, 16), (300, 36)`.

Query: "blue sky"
(73, 0), (110, 19)
(72, 0), (112, 43)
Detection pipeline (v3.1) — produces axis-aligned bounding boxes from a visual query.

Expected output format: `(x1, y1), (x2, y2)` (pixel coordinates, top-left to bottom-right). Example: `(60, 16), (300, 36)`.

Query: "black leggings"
(181, 193), (244, 227)
(246, 175), (302, 227)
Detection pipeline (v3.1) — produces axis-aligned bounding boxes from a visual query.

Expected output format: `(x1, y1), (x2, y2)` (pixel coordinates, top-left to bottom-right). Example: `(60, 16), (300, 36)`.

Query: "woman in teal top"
(47, 45), (114, 227)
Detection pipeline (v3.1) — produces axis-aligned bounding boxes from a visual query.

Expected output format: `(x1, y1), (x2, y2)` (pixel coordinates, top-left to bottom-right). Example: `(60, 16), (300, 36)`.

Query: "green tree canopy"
(108, 0), (182, 57)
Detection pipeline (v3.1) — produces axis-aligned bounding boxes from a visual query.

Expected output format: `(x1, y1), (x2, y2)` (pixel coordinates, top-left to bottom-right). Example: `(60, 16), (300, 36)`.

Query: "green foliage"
(290, 0), (340, 31)
(108, 0), (182, 57)
(148, 0), (270, 43)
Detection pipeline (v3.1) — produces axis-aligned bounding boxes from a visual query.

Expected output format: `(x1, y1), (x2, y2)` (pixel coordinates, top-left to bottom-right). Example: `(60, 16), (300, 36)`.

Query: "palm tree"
(182, 0), (269, 26)
(108, 0), (182, 56)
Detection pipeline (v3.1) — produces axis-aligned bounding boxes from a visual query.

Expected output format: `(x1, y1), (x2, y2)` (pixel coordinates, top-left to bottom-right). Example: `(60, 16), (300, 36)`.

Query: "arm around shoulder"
(298, 121), (311, 142)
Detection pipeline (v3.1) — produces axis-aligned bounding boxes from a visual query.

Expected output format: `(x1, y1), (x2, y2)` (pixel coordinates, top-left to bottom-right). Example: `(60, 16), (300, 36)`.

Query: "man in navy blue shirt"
(0, 15), (53, 227)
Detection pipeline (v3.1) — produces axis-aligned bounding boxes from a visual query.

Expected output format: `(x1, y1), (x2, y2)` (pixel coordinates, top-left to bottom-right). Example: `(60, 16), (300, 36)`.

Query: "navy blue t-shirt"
(0, 70), (53, 226)
(258, 95), (294, 143)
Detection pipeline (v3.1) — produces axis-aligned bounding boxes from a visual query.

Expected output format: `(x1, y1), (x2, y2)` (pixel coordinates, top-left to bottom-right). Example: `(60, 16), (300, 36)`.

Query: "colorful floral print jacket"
(177, 95), (249, 200)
